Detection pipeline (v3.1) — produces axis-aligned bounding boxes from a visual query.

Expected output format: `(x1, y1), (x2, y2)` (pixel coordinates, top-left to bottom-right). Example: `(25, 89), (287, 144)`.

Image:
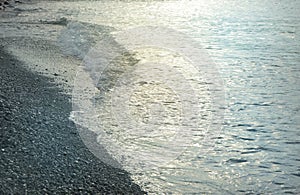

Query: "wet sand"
(0, 47), (145, 194)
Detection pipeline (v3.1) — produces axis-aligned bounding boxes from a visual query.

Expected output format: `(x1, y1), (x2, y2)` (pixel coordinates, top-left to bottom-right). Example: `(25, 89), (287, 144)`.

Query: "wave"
(58, 21), (114, 59)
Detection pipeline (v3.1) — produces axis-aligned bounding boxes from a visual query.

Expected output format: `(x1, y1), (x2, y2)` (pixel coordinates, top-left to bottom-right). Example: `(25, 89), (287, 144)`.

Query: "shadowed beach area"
(0, 47), (145, 194)
(1, 0), (299, 194)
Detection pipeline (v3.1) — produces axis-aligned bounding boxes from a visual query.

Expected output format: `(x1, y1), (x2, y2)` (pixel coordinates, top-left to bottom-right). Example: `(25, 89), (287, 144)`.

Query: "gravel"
(0, 47), (146, 194)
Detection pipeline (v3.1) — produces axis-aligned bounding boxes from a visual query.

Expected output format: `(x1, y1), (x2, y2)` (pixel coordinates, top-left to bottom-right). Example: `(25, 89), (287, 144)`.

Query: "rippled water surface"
(1, 0), (299, 194)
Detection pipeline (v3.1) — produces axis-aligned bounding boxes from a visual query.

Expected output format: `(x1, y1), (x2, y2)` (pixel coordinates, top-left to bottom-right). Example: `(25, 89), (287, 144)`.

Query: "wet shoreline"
(0, 47), (145, 194)
(1, 0), (299, 193)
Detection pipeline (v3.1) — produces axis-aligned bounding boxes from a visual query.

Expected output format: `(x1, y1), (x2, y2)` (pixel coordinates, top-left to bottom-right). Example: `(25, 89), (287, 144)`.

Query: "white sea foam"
(70, 26), (224, 194)
(58, 21), (114, 59)
(3, 0), (300, 194)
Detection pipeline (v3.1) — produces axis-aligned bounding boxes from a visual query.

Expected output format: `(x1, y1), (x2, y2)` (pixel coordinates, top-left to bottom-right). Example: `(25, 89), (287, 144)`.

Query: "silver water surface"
(1, 0), (299, 194)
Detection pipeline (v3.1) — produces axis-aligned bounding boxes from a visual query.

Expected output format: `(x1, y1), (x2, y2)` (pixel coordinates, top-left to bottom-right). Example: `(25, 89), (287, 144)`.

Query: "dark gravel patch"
(0, 47), (146, 194)
(0, 0), (23, 10)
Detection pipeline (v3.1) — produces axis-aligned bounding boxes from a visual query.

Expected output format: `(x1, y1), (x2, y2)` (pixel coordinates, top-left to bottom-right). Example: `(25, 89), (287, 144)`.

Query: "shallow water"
(1, 0), (299, 194)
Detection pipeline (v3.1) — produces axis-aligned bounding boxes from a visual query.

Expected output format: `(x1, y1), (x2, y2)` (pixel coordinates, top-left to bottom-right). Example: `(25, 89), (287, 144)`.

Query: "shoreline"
(0, 47), (145, 194)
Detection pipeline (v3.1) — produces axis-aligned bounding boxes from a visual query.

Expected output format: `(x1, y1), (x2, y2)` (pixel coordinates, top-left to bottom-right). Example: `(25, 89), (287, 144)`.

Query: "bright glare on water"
(1, 0), (299, 194)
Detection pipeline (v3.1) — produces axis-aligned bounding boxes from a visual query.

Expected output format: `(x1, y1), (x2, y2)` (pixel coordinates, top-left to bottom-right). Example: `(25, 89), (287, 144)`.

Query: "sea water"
(1, 0), (299, 194)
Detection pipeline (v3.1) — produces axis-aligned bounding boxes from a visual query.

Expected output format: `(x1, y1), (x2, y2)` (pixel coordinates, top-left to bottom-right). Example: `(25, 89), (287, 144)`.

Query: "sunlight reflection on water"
(1, 0), (299, 194)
